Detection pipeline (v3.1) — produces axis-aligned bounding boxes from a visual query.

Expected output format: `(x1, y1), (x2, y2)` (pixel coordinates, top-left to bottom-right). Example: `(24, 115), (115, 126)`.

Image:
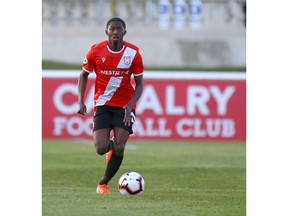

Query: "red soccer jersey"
(82, 40), (144, 109)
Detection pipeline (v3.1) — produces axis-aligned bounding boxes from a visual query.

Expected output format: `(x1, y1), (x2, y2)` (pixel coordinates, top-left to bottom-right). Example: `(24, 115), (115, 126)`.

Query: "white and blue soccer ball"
(118, 172), (145, 195)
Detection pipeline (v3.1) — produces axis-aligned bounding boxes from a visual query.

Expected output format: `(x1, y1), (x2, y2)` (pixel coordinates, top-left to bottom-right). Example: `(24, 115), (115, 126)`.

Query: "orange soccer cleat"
(96, 184), (110, 194)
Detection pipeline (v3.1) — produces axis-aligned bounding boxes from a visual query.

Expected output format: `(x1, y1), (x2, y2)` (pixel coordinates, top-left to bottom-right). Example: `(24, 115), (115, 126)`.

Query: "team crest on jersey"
(102, 57), (106, 63)
(123, 56), (131, 65)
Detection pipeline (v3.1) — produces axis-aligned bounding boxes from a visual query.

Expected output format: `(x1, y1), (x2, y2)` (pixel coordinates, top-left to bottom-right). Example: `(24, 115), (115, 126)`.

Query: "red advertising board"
(42, 71), (246, 141)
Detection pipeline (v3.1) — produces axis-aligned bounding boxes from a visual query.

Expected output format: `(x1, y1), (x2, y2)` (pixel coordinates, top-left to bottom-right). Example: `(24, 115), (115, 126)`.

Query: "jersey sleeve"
(132, 50), (144, 76)
(82, 46), (95, 73)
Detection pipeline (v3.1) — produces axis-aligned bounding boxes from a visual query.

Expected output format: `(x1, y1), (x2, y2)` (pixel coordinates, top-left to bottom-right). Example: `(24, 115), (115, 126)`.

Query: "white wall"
(42, 0), (246, 67)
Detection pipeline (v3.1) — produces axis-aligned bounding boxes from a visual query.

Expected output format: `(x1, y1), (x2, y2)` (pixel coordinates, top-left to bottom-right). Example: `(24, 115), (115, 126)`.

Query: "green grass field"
(42, 140), (246, 216)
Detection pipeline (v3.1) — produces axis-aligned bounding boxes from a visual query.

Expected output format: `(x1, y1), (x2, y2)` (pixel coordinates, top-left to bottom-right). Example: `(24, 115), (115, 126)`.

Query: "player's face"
(105, 21), (126, 43)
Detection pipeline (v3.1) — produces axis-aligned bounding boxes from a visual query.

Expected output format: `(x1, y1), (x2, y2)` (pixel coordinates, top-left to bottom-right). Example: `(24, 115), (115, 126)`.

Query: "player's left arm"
(123, 74), (143, 126)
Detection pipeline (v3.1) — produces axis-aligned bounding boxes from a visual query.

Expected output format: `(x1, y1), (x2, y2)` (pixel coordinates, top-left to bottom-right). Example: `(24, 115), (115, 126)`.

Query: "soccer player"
(77, 17), (144, 194)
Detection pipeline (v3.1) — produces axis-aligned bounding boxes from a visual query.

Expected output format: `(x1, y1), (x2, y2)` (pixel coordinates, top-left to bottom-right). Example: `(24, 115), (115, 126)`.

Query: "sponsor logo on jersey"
(102, 57), (106, 63)
(100, 70), (130, 76)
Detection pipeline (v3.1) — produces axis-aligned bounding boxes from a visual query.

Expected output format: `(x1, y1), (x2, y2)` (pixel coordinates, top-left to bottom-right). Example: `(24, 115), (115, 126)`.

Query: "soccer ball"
(118, 172), (145, 195)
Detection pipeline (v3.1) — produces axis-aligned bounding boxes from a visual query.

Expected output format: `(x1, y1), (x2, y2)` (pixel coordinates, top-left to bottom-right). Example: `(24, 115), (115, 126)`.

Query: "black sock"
(99, 154), (123, 185)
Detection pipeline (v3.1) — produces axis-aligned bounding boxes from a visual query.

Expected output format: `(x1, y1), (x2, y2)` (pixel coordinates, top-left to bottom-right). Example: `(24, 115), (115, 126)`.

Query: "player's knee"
(113, 145), (125, 156)
(114, 150), (124, 157)
(96, 146), (106, 155)
(94, 141), (106, 155)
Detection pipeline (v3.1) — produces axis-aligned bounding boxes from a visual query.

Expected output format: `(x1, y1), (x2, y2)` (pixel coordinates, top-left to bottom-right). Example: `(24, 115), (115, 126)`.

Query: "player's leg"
(93, 128), (111, 155)
(94, 129), (116, 194)
(99, 127), (129, 186)
(93, 105), (113, 155)
(93, 106), (115, 194)
(97, 106), (135, 194)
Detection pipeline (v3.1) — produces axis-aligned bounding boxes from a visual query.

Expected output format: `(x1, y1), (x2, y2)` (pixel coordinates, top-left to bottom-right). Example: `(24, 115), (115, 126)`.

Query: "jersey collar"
(106, 44), (125, 54)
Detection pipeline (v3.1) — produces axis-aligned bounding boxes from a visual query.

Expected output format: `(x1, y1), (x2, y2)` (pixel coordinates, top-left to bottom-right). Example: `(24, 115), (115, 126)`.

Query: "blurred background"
(42, 0), (246, 68)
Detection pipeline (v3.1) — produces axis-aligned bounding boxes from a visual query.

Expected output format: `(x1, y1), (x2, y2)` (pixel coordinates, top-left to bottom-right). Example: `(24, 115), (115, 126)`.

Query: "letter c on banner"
(53, 83), (78, 114)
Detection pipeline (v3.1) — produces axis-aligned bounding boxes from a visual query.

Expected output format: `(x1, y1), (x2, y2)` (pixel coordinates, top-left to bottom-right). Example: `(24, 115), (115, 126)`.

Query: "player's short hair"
(106, 17), (126, 30)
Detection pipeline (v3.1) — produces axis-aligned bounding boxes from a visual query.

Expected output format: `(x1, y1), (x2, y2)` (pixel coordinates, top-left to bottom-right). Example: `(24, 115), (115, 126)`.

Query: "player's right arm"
(77, 70), (90, 115)
(77, 45), (95, 115)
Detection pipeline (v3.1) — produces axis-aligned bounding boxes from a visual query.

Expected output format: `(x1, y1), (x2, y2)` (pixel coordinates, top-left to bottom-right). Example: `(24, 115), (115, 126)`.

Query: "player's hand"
(77, 102), (87, 115)
(123, 103), (133, 126)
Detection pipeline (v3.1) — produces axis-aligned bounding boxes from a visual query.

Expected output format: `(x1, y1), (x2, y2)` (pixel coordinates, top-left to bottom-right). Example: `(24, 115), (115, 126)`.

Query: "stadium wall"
(42, 0), (246, 68)
(42, 70), (246, 141)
